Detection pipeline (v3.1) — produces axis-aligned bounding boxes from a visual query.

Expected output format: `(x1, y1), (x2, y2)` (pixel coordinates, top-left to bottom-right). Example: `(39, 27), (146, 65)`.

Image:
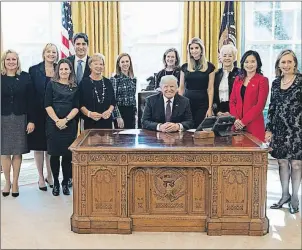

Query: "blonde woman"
(1, 50), (35, 197)
(266, 50), (301, 214)
(79, 53), (116, 129)
(28, 43), (59, 191)
(179, 37), (215, 128)
(110, 53), (136, 129)
(213, 44), (240, 116)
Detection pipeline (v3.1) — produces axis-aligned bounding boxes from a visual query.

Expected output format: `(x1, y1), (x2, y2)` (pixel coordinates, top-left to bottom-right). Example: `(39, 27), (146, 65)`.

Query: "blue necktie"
(76, 59), (83, 84)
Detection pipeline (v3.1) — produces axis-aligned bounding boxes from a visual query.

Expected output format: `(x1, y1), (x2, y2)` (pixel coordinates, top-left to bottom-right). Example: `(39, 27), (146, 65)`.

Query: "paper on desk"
(113, 129), (142, 135)
(187, 129), (196, 133)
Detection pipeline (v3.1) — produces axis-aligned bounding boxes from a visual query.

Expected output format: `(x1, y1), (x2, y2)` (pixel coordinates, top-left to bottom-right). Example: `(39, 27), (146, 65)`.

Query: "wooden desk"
(69, 129), (269, 236)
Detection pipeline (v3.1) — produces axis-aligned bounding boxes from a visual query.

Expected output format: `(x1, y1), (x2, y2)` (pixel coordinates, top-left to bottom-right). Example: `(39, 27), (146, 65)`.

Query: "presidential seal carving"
(153, 168), (186, 202)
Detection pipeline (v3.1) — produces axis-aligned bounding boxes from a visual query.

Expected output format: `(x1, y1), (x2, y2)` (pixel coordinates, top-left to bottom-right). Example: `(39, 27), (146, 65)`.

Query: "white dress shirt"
(156, 96), (183, 131)
(74, 55), (88, 75)
(219, 69), (231, 102)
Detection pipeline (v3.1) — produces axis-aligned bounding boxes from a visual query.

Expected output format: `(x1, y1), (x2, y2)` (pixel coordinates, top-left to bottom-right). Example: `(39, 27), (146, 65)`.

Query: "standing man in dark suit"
(66, 33), (90, 188)
(67, 32), (91, 85)
(142, 75), (193, 132)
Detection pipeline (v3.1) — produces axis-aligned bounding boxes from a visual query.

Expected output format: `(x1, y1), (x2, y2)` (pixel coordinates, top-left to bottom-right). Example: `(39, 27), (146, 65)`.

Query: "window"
(1, 2), (61, 159)
(120, 2), (183, 90)
(1, 2), (61, 72)
(244, 2), (301, 85)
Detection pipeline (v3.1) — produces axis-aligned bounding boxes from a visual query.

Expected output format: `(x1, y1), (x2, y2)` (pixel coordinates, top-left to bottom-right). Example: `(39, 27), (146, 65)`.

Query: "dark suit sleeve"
(26, 73), (35, 123)
(180, 98), (194, 130)
(142, 97), (159, 131)
(44, 81), (53, 108)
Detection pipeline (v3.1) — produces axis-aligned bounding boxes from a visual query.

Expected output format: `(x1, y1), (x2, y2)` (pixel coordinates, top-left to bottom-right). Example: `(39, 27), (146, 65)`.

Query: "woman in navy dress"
(179, 37), (215, 128)
(45, 59), (79, 196)
(28, 43), (58, 191)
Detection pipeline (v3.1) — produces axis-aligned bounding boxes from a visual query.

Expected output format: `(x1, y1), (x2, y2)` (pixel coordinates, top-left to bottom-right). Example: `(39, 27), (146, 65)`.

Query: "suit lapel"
(38, 61), (46, 76)
(171, 95), (180, 121)
(84, 56), (90, 77)
(158, 94), (165, 122)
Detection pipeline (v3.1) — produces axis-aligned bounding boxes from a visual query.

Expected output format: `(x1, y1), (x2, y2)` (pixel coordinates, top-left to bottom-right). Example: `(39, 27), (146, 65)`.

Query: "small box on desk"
(194, 130), (215, 139)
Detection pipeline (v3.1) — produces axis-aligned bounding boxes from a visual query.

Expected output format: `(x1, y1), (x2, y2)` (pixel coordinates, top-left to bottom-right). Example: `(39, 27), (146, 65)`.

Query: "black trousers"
(50, 153), (72, 185)
(115, 106), (136, 129)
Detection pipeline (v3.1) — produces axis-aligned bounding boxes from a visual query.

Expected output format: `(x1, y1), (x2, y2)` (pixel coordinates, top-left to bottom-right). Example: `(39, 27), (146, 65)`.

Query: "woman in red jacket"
(230, 50), (269, 141)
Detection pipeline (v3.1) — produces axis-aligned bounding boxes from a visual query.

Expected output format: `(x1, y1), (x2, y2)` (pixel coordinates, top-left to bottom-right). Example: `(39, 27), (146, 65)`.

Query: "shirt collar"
(75, 55), (88, 64)
(163, 95), (174, 104)
(223, 66), (234, 74)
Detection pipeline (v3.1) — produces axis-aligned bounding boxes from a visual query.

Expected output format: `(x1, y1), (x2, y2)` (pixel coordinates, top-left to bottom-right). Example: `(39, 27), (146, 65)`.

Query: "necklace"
(165, 68), (175, 76)
(281, 75), (295, 85)
(90, 77), (106, 103)
(45, 67), (54, 77)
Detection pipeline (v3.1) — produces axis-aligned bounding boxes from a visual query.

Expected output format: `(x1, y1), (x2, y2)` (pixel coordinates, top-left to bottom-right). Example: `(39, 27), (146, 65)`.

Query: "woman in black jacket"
(213, 44), (240, 116)
(28, 43), (58, 191)
(79, 53), (116, 129)
(1, 50), (35, 197)
(155, 48), (181, 90)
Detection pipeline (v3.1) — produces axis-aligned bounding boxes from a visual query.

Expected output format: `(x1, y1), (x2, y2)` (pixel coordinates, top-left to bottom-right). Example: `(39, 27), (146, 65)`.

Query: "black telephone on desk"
(196, 116), (236, 137)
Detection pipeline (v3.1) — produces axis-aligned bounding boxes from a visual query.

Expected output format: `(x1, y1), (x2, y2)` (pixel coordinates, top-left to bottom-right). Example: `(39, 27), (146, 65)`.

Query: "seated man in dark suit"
(142, 75), (193, 132)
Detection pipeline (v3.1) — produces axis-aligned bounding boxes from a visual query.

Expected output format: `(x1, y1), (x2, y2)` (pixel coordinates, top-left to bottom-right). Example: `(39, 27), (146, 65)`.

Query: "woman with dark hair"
(110, 53), (136, 129)
(265, 49), (301, 214)
(79, 53), (116, 129)
(213, 44), (240, 116)
(179, 37), (215, 128)
(45, 58), (79, 196)
(28, 43), (59, 191)
(155, 48), (181, 89)
(229, 50), (269, 141)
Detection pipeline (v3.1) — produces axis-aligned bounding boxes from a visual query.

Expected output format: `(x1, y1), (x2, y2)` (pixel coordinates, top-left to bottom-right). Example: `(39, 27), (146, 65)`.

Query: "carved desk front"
(69, 129), (269, 236)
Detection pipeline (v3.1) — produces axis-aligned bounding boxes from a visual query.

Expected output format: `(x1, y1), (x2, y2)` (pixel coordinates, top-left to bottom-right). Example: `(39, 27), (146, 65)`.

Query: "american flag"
(61, 1), (75, 58)
(218, 1), (236, 53)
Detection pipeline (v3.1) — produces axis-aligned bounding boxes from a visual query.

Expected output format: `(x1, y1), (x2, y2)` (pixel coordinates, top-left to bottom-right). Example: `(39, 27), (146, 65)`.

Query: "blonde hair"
(115, 53), (134, 78)
(88, 53), (105, 66)
(187, 37), (208, 72)
(275, 49), (299, 77)
(42, 43), (59, 62)
(1, 49), (22, 75)
(219, 44), (238, 61)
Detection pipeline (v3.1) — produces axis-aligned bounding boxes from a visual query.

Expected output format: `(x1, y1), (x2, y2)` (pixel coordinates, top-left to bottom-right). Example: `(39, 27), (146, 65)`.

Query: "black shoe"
(2, 191), (10, 197)
(270, 196), (291, 209)
(2, 184), (11, 197)
(289, 202), (299, 214)
(68, 178), (72, 188)
(11, 184), (19, 197)
(12, 192), (19, 197)
(45, 178), (53, 188)
(38, 181), (47, 191)
(62, 184), (70, 195)
(52, 184), (60, 196)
